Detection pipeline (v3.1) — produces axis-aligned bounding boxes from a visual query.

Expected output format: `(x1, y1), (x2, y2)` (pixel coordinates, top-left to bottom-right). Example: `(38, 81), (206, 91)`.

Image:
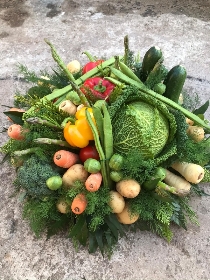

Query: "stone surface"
(0, 1), (210, 279)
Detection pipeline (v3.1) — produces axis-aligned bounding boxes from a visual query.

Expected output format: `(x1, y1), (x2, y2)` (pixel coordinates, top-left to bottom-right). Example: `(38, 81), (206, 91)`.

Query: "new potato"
(62, 164), (89, 188)
(108, 191), (125, 213)
(116, 203), (139, 224)
(116, 179), (141, 198)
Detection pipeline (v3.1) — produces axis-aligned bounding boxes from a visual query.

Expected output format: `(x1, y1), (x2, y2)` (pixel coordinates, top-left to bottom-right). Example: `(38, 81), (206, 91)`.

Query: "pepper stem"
(94, 81), (106, 93)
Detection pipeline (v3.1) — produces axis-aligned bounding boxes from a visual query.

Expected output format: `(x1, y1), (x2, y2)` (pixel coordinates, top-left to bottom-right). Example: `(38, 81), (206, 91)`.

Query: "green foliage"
(202, 168), (210, 182)
(15, 155), (59, 198)
(23, 197), (72, 237)
(144, 60), (168, 90)
(121, 150), (156, 184)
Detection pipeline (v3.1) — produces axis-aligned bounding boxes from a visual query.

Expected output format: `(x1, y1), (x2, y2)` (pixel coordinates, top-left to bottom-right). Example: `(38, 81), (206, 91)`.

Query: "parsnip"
(164, 169), (191, 196)
(171, 162), (204, 184)
(186, 125), (205, 142)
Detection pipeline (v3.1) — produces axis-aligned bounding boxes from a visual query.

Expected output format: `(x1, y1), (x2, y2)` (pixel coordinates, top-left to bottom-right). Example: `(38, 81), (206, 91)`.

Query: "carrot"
(71, 193), (87, 214)
(85, 172), (102, 192)
(53, 150), (79, 168)
(163, 169), (191, 196)
(7, 124), (28, 140)
(171, 161), (204, 184)
(7, 108), (25, 122)
(187, 125), (205, 142)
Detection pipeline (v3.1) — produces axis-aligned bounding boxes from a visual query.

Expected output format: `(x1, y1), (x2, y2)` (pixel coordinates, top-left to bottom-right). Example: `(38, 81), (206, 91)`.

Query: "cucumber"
(141, 46), (163, 82)
(163, 65), (187, 103)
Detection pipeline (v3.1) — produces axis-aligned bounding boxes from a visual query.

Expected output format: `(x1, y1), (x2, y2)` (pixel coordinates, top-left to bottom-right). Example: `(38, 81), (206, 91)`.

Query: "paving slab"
(0, 1), (210, 280)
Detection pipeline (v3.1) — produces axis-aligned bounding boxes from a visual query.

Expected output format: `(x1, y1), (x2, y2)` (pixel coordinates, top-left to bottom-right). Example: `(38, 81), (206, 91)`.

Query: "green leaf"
(104, 217), (118, 240)
(95, 229), (104, 255)
(69, 215), (86, 238)
(0, 153), (10, 164)
(193, 100), (209, 115)
(77, 221), (88, 246)
(4, 111), (24, 125)
(106, 214), (126, 237)
(88, 232), (98, 254)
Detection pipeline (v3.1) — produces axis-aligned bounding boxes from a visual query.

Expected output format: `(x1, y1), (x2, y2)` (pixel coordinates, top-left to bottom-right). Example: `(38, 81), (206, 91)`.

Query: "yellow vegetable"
(164, 169), (191, 196)
(116, 179), (141, 198)
(62, 164), (89, 189)
(108, 191), (125, 213)
(67, 60), (81, 73)
(187, 125), (205, 142)
(171, 161), (204, 184)
(116, 203), (139, 224)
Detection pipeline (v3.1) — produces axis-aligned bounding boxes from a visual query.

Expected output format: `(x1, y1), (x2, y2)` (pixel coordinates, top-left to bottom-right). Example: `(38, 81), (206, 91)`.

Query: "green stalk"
(45, 39), (76, 83)
(82, 51), (95, 62)
(124, 35), (129, 66)
(13, 147), (41, 156)
(157, 181), (178, 195)
(33, 138), (73, 147)
(108, 68), (210, 132)
(25, 117), (61, 129)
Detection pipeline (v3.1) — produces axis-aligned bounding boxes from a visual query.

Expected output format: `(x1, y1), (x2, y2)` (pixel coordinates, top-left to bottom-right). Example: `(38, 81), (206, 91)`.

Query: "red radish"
(85, 172), (102, 192)
(53, 150), (79, 168)
(7, 124), (28, 140)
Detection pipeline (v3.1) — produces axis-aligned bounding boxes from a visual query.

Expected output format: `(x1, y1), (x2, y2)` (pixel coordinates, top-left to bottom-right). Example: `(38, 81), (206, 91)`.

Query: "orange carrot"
(71, 193), (87, 214)
(53, 150), (79, 168)
(7, 108), (25, 122)
(7, 124), (28, 140)
(85, 172), (102, 192)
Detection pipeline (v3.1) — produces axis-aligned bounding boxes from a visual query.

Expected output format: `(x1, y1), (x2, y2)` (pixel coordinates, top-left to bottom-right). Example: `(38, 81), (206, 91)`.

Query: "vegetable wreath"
(1, 36), (210, 257)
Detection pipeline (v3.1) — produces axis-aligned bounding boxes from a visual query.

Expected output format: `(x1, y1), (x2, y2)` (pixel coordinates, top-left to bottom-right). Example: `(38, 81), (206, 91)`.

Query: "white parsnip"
(171, 162), (204, 184)
(186, 125), (205, 142)
(164, 169), (191, 196)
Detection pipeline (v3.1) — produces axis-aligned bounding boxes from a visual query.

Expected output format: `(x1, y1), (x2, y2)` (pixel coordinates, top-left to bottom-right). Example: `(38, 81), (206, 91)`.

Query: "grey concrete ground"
(0, 1), (210, 279)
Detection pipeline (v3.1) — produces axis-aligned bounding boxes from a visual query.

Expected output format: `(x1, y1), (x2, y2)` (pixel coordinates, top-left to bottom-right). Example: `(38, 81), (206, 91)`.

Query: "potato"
(108, 191), (125, 213)
(116, 203), (139, 224)
(116, 179), (141, 198)
(62, 164), (89, 189)
(56, 200), (70, 214)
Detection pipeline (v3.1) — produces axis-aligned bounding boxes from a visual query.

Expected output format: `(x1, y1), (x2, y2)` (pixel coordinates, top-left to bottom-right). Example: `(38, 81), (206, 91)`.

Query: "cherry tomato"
(79, 145), (100, 163)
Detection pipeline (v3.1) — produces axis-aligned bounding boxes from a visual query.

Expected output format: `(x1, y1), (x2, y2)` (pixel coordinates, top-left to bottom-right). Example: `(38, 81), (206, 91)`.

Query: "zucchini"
(141, 46), (163, 82)
(163, 65), (187, 103)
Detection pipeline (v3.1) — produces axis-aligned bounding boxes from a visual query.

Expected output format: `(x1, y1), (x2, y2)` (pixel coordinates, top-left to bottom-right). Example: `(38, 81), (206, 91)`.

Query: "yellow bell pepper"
(63, 107), (95, 148)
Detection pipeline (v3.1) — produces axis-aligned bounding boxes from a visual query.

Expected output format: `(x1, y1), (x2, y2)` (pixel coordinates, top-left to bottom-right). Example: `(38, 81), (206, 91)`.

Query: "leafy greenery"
(14, 155), (60, 198)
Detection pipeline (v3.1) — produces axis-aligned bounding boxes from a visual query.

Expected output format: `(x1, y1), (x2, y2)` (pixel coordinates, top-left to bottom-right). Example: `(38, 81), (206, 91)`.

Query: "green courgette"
(141, 46), (163, 82)
(163, 65), (187, 103)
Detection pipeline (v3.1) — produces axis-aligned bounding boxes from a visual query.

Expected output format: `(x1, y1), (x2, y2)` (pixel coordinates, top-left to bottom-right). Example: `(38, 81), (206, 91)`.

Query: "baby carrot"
(53, 150), (79, 168)
(71, 193), (87, 214)
(85, 172), (102, 192)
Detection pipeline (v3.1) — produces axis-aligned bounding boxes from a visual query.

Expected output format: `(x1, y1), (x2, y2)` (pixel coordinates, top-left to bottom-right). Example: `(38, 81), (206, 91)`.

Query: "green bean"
(92, 106), (104, 149)
(102, 104), (114, 187)
(102, 104), (113, 160)
(85, 109), (109, 188)
(119, 61), (143, 83)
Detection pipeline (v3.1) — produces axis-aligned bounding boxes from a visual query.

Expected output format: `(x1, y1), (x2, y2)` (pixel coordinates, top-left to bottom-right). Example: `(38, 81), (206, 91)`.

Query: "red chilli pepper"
(82, 60), (104, 75)
(80, 77), (115, 102)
